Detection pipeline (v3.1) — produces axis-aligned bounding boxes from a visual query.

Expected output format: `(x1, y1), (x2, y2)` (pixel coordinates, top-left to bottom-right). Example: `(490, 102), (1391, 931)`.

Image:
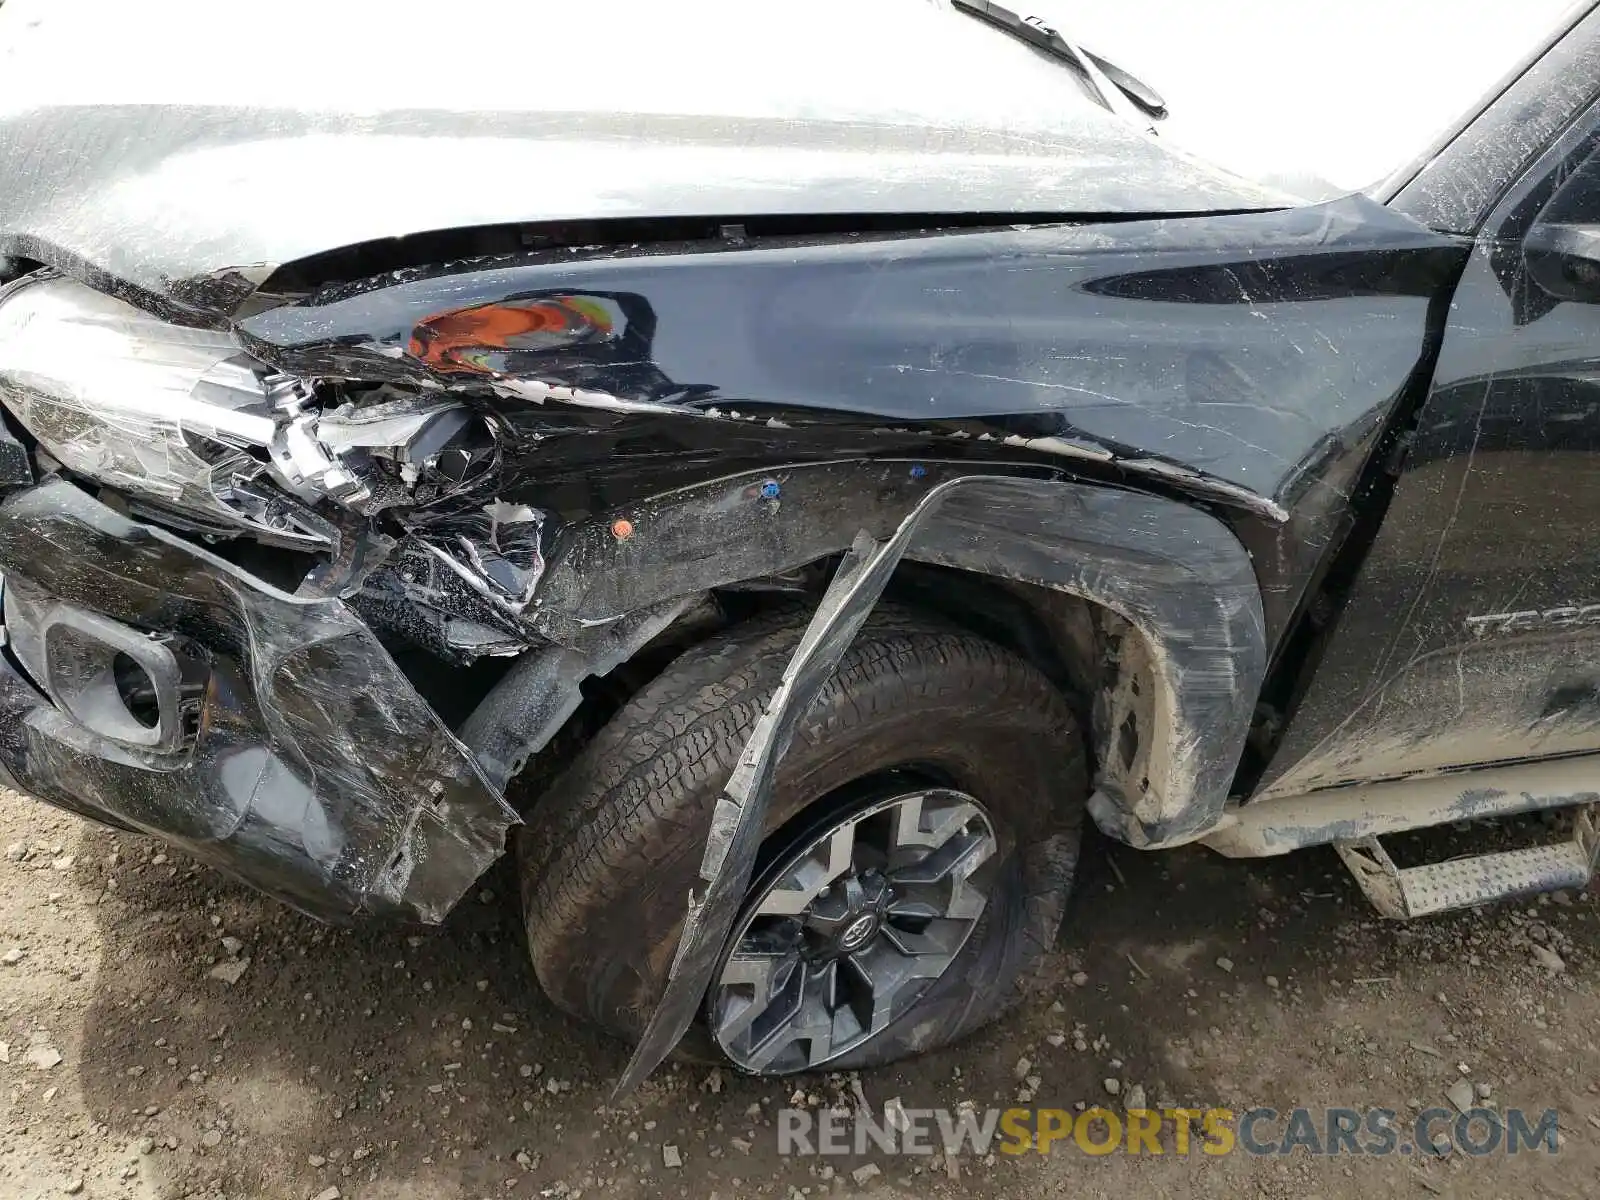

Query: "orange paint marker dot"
(611, 518), (635, 541)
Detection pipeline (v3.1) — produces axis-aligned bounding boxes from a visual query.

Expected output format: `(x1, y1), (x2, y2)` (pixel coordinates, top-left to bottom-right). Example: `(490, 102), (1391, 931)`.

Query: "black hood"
(0, 0), (1291, 318)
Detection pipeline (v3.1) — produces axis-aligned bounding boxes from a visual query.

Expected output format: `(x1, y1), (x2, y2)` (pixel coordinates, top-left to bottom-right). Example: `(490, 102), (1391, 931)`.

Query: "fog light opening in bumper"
(3, 580), (209, 753)
(110, 651), (161, 730)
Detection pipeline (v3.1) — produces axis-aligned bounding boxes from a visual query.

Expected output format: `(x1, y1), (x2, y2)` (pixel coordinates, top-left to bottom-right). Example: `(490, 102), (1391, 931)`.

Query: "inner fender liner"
(612, 472), (1264, 1092)
(0, 479), (518, 922)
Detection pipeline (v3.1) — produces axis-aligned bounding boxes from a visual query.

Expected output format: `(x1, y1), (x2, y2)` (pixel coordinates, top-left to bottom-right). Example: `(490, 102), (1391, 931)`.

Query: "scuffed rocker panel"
(0, 479), (518, 922)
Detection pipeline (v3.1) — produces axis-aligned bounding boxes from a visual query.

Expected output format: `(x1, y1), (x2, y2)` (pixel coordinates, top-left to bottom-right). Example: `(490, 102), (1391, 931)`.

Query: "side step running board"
(1203, 754), (1600, 858)
(1336, 805), (1600, 919)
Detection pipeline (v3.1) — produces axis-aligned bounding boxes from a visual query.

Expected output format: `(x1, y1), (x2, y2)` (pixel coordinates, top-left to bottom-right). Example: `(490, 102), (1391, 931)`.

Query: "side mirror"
(1524, 221), (1600, 303)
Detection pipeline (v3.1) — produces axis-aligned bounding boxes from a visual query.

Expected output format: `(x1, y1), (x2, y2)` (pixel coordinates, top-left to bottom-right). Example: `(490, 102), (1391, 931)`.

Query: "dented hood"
(0, 0), (1289, 314)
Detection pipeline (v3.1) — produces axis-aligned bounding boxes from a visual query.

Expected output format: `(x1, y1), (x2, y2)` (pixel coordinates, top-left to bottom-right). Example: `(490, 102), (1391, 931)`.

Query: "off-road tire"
(516, 607), (1087, 1071)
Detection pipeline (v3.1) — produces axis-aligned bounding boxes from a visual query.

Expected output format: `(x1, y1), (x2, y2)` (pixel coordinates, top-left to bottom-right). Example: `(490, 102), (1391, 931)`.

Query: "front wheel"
(516, 608), (1088, 1074)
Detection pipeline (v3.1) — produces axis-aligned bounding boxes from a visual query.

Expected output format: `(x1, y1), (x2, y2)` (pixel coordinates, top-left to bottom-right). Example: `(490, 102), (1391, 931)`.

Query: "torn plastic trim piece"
(348, 535), (538, 662)
(0, 478), (519, 922)
(615, 515), (921, 1097)
(409, 501), (549, 617)
(457, 595), (703, 793)
(613, 472), (1264, 1092)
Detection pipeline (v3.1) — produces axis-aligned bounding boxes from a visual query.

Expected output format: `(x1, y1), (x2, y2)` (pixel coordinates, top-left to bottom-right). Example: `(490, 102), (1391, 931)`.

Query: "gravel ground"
(0, 789), (1598, 1199)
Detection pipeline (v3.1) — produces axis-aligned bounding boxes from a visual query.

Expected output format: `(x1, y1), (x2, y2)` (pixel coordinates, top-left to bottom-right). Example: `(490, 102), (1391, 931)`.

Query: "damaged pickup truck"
(4, 0), (1600, 1089)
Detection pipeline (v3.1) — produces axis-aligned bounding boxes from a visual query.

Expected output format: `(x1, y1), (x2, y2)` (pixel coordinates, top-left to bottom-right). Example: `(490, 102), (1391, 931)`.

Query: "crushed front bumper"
(0, 478), (518, 922)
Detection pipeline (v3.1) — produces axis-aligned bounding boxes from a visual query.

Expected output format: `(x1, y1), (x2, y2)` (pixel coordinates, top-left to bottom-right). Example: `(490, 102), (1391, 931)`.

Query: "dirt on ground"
(0, 787), (1597, 1200)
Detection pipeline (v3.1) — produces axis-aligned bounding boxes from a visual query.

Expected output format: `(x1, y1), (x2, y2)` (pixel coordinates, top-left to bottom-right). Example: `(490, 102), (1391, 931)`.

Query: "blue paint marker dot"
(760, 480), (781, 500)
(909, 464), (927, 479)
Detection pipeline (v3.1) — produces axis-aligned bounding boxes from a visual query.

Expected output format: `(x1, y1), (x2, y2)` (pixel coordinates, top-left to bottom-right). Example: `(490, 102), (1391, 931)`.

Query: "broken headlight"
(0, 275), (496, 547)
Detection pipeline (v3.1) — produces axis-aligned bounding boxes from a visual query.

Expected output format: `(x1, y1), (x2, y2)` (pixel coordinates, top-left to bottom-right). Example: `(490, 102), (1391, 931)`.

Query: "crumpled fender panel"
(236, 195), (1466, 641)
(0, 479), (518, 922)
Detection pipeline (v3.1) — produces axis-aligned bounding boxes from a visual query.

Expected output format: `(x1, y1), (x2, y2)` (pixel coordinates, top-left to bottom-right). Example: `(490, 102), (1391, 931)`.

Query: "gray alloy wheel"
(707, 786), (998, 1074)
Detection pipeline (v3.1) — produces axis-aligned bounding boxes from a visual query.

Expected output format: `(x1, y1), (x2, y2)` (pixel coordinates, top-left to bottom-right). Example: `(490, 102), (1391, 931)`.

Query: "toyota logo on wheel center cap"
(839, 913), (879, 951)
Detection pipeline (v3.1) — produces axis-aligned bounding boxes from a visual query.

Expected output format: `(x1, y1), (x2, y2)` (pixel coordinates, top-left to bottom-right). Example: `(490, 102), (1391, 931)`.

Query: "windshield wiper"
(952, 0), (1168, 121)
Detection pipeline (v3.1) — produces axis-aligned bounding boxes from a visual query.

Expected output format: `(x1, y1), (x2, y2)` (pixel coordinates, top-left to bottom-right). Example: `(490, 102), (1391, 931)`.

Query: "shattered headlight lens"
(0, 274), (503, 558)
(0, 274), (335, 544)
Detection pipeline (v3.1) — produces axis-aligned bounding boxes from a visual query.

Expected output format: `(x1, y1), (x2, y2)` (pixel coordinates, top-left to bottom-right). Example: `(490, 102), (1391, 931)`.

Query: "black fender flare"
(475, 463), (1265, 849)
(467, 464), (1265, 1091)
